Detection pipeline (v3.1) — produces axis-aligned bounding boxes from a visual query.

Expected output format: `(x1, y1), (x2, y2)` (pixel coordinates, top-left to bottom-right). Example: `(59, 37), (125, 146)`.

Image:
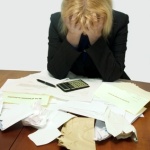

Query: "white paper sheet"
(48, 110), (76, 128)
(59, 101), (107, 121)
(0, 104), (33, 130)
(59, 99), (145, 124)
(28, 124), (61, 146)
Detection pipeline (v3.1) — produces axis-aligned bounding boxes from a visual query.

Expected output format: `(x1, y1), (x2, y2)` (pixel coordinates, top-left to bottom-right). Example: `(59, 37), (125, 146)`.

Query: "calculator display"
(56, 79), (89, 92)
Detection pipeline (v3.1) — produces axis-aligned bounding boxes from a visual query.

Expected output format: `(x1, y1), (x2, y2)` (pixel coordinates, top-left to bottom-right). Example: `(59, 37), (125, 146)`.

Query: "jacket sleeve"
(47, 13), (81, 79)
(86, 13), (129, 81)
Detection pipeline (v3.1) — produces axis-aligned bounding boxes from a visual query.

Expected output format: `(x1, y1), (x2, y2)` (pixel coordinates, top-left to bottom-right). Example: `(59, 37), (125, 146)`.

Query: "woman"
(47, 0), (130, 81)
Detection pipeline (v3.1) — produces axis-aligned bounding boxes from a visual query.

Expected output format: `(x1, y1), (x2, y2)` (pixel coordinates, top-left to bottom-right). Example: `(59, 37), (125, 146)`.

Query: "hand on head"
(64, 14), (82, 36)
(64, 14), (82, 47)
(84, 13), (105, 44)
(65, 13), (105, 45)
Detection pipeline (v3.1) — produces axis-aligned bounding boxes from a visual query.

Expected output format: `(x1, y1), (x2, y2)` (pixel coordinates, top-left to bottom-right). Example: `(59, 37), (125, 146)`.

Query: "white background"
(0, 0), (150, 82)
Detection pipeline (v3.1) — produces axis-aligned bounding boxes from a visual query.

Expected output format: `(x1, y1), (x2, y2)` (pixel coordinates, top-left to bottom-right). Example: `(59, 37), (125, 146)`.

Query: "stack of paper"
(94, 82), (150, 115)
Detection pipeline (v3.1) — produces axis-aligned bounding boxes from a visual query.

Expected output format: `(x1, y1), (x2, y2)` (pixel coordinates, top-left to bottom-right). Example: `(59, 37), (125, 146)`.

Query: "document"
(94, 83), (150, 115)
(2, 91), (50, 106)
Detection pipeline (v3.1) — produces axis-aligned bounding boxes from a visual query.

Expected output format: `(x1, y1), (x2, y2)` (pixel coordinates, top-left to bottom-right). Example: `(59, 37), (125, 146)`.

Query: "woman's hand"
(64, 15), (82, 47)
(85, 13), (105, 45)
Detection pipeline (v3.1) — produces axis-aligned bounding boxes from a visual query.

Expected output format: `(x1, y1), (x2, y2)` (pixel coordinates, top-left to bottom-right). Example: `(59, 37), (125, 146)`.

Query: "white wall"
(0, 0), (62, 71)
(0, 0), (150, 82)
(113, 0), (150, 82)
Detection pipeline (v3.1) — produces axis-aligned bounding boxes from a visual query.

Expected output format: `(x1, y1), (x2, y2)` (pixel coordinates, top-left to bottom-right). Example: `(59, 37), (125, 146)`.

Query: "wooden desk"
(0, 70), (38, 150)
(0, 70), (150, 150)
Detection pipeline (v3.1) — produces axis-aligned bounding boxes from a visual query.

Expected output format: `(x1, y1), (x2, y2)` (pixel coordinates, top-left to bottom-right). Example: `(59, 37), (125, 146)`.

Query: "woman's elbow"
(47, 64), (67, 80)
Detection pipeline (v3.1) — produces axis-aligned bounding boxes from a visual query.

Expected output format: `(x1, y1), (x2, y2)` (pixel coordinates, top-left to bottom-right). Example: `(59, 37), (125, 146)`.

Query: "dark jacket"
(47, 10), (130, 81)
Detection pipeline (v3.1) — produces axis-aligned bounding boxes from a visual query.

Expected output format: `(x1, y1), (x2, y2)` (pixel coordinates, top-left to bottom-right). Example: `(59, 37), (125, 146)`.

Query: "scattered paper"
(0, 104), (33, 130)
(107, 104), (147, 124)
(94, 120), (111, 141)
(0, 70), (147, 146)
(28, 124), (61, 146)
(104, 108), (138, 142)
(28, 110), (75, 146)
(59, 100), (107, 121)
(1, 72), (102, 102)
(48, 110), (76, 128)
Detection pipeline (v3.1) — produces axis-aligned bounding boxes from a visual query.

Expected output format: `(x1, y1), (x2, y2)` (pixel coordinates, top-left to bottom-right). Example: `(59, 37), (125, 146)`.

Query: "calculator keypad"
(69, 80), (88, 88)
(57, 79), (89, 92)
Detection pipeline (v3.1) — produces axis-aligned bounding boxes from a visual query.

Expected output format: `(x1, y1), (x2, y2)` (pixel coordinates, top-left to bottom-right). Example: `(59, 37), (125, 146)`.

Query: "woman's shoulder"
(107, 10), (129, 42)
(113, 10), (129, 25)
(51, 12), (61, 20)
(50, 12), (61, 26)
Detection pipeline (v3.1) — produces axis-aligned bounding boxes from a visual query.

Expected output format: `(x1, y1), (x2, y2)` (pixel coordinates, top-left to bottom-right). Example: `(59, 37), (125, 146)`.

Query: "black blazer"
(47, 10), (130, 81)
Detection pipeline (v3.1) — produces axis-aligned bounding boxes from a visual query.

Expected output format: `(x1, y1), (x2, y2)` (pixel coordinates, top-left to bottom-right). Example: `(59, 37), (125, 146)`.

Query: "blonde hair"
(60, 0), (113, 38)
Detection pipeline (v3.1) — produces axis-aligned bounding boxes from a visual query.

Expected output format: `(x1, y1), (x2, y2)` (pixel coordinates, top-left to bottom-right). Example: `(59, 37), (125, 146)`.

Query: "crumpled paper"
(94, 120), (111, 141)
(58, 117), (96, 150)
(22, 101), (50, 129)
(104, 108), (138, 142)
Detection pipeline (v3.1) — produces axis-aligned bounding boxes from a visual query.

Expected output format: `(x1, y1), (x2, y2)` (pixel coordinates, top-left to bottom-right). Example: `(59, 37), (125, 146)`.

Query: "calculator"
(56, 79), (89, 92)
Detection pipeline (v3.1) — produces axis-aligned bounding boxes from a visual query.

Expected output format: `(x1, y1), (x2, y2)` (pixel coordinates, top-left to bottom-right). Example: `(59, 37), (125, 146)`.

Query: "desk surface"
(0, 70), (150, 150)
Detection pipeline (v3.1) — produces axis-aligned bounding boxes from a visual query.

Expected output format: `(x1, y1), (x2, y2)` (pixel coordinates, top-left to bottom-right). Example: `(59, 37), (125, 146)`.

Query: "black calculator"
(56, 79), (89, 92)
